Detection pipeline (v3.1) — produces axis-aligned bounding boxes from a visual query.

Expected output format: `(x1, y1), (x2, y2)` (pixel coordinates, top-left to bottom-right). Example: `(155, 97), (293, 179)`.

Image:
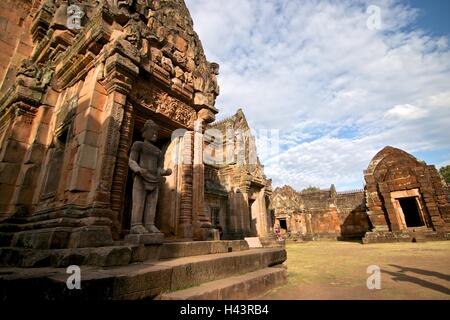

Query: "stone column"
(178, 131), (193, 239)
(93, 52), (138, 201)
(192, 119), (213, 240)
(89, 52), (139, 244)
(228, 190), (240, 237)
(110, 102), (134, 239)
(255, 189), (268, 237)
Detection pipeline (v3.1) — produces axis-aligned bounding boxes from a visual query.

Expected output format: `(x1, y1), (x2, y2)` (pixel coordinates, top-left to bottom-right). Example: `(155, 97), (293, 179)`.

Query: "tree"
(439, 165), (450, 185)
(301, 185), (321, 193)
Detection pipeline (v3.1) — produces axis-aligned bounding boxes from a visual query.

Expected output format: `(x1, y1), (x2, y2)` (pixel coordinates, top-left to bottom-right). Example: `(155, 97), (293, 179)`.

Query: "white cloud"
(186, 0), (450, 191)
(385, 104), (428, 120)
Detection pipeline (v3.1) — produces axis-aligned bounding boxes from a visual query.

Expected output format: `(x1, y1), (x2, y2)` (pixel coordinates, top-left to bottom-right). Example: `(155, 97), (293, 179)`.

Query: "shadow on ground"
(384, 264), (450, 295)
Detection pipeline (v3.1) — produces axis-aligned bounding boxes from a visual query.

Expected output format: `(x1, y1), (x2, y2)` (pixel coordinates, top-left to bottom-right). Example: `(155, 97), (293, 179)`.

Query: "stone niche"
(363, 146), (450, 243)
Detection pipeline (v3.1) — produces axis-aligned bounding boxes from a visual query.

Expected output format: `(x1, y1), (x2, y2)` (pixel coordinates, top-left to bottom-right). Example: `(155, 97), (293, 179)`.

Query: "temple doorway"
(279, 219), (287, 231)
(399, 197), (424, 228)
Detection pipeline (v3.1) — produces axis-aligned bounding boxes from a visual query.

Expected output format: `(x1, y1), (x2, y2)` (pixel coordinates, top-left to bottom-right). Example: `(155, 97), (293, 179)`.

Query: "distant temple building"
(363, 146), (450, 243)
(205, 109), (272, 240)
(271, 185), (368, 240)
(271, 146), (450, 243)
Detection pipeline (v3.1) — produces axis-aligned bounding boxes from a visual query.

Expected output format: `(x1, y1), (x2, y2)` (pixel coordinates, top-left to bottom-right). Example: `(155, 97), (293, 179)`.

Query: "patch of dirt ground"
(259, 241), (450, 300)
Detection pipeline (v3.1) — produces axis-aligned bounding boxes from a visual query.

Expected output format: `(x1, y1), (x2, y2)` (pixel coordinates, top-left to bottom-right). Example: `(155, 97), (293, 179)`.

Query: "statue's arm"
(157, 151), (172, 176)
(128, 143), (141, 174)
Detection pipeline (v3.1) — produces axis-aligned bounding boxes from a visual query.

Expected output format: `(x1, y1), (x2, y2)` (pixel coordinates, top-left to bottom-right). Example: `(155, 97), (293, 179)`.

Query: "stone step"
(159, 266), (287, 300)
(160, 240), (249, 259)
(0, 247), (287, 300)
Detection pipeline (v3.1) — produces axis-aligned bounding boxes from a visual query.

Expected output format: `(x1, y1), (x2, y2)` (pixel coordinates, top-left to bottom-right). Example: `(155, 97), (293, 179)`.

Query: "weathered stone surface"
(159, 240), (249, 259)
(160, 266), (287, 300)
(124, 233), (164, 246)
(130, 244), (161, 263)
(245, 237), (263, 248)
(86, 246), (132, 267)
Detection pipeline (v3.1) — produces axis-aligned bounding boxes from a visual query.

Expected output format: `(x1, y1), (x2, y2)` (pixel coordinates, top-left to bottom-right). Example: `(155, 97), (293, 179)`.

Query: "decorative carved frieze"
(131, 82), (196, 128)
(154, 90), (195, 128)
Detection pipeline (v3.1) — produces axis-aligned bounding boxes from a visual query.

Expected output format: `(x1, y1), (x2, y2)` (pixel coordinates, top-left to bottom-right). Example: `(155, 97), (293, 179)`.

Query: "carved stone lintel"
(102, 53), (139, 94)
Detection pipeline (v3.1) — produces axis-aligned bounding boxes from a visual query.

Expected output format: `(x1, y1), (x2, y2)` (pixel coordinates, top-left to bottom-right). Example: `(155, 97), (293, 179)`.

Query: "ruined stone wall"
(298, 190), (341, 238)
(298, 190), (330, 210)
(271, 186), (370, 240)
(336, 191), (369, 238)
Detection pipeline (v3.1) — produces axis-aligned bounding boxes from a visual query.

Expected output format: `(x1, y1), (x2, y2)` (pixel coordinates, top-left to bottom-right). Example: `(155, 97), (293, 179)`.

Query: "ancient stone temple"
(0, 0), (274, 247)
(0, 0), (286, 300)
(205, 109), (272, 241)
(5, 0), (219, 247)
(363, 146), (450, 243)
(271, 185), (369, 240)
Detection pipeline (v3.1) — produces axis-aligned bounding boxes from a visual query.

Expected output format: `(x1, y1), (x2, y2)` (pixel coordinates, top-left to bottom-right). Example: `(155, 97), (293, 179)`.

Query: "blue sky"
(406, 0), (450, 37)
(185, 0), (450, 191)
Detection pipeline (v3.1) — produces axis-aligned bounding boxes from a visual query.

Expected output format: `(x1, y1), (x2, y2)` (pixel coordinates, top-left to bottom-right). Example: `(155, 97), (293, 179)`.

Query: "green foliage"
(301, 185), (321, 192)
(439, 165), (450, 184)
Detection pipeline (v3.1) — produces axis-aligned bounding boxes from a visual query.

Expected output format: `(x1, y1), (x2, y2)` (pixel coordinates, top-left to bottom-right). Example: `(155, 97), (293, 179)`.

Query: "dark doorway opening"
(279, 219), (287, 231)
(399, 197), (424, 227)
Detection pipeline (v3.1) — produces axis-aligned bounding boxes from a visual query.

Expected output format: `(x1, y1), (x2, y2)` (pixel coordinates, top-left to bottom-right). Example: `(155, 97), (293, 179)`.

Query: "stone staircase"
(160, 266), (286, 300)
(0, 240), (287, 300)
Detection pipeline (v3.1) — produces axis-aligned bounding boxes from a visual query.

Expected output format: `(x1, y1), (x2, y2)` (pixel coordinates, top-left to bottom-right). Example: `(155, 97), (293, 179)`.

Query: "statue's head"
(209, 62), (220, 75)
(142, 119), (159, 142)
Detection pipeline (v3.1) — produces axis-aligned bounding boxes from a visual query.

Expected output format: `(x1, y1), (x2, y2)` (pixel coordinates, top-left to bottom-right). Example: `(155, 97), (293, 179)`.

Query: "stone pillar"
(228, 190), (239, 237)
(192, 119), (213, 240)
(85, 52), (138, 244)
(94, 53), (138, 208)
(239, 179), (252, 236)
(110, 102), (134, 239)
(178, 131), (193, 239)
(255, 189), (268, 237)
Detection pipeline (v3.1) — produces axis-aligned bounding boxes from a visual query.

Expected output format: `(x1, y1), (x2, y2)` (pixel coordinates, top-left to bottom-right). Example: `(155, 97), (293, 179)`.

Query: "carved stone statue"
(17, 59), (38, 79)
(128, 119), (172, 235)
